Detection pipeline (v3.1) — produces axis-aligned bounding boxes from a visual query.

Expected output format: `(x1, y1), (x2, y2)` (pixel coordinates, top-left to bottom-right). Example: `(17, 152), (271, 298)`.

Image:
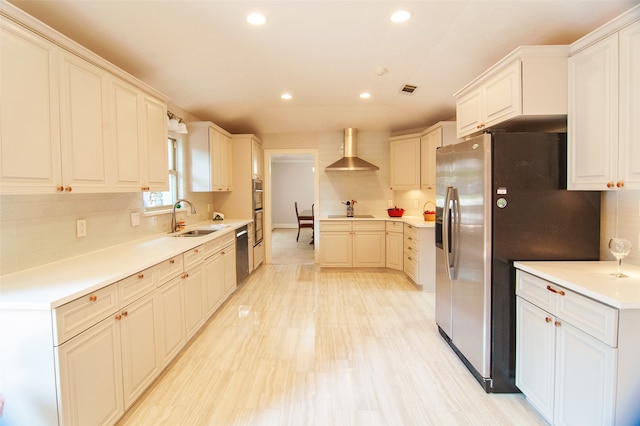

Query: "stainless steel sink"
(172, 229), (218, 237)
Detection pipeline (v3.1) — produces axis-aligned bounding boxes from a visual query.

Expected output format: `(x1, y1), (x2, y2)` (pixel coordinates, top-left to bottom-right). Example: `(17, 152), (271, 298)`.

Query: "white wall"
(271, 160), (314, 228)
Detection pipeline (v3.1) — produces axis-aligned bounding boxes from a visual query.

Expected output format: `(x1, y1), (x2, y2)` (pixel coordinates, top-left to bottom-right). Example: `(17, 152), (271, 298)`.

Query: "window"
(143, 137), (178, 209)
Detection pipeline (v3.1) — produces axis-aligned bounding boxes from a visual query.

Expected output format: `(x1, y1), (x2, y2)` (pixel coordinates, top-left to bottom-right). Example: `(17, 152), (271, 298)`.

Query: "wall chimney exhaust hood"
(325, 128), (379, 171)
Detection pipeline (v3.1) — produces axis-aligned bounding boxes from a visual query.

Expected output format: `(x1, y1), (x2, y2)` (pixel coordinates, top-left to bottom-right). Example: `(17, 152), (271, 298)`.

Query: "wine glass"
(608, 238), (632, 278)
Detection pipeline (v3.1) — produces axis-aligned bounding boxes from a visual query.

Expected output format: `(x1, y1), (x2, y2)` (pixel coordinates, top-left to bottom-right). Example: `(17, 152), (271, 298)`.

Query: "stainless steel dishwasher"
(235, 225), (249, 285)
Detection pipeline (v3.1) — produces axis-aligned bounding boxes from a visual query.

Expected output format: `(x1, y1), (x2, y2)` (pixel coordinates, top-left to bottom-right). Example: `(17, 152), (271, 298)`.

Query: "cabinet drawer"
(516, 271), (556, 313)
(53, 283), (119, 345)
(404, 252), (418, 281)
(403, 234), (419, 254)
(386, 221), (403, 233)
(559, 288), (618, 347)
(320, 221), (352, 232)
(157, 255), (183, 286)
(517, 271), (619, 347)
(353, 221), (385, 231)
(118, 266), (156, 306)
(404, 223), (418, 238)
(183, 245), (205, 270)
(203, 238), (222, 258)
(219, 232), (235, 248)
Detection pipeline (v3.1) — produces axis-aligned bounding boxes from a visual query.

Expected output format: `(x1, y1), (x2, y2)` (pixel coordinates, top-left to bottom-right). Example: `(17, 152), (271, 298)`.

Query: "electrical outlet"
(131, 212), (140, 227)
(76, 219), (87, 238)
(387, 199), (393, 207)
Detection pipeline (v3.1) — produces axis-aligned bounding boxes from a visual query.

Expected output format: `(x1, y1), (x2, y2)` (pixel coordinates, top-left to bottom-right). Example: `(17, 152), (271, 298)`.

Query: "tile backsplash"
(0, 192), (213, 275)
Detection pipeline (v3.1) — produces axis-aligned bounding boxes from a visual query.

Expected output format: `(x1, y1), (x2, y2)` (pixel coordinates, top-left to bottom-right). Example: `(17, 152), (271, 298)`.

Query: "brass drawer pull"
(546, 285), (565, 296)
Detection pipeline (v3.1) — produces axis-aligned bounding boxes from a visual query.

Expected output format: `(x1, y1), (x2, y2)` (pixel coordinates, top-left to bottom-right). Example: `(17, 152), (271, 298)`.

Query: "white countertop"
(0, 219), (251, 311)
(319, 215), (436, 228)
(514, 261), (640, 310)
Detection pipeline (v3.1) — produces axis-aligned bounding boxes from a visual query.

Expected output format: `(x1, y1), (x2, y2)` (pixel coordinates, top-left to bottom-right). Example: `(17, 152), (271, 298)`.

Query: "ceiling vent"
(399, 84), (418, 95)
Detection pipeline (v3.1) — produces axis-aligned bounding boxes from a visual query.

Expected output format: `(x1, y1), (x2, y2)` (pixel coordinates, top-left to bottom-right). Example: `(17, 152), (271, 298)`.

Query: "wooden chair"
(295, 202), (314, 243)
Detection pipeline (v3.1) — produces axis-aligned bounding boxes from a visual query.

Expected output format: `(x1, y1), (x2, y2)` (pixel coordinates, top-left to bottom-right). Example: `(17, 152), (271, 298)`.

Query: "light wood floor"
(118, 261), (545, 425)
(271, 228), (315, 265)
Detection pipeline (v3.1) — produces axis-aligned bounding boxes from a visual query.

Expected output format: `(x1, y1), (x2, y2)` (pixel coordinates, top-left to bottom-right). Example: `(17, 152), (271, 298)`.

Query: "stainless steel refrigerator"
(435, 132), (600, 393)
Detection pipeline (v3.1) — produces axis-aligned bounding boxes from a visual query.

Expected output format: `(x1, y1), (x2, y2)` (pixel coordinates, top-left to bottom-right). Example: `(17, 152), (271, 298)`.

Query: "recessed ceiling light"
(360, 92), (372, 99)
(281, 93), (292, 100)
(247, 12), (267, 26)
(390, 10), (413, 23)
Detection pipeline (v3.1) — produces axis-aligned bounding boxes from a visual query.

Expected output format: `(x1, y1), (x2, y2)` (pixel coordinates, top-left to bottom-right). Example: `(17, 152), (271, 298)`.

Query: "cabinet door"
(59, 51), (110, 192)
(456, 88), (483, 137)
(515, 297), (555, 424)
(0, 21), (62, 193)
(222, 244), (237, 296)
(554, 321), (616, 426)
(252, 137), (264, 179)
(111, 78), (142, 191)
(204, 252), (226, 317)
(320, 232), (352, 267)
(483, 61), (522, 127)
(568, 34), (619, 190)
(56, 316), (124, 426)
(390, 136), (420, 190)
(119, 292), (161, 409)
(142, 94), (169, 191)
(156, 276), (186, 368)
(385, 231), (403, 271)
(618, 20), (640, 190)
(353, 231), (385, 267)
(420, 128), (441, 189)
(182, 267), (205, 339)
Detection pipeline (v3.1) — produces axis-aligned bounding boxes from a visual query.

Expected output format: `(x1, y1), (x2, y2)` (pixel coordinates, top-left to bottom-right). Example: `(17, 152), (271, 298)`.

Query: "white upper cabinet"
(568, 16), (640, 190)
(455, 46), (569, 138)
(251, 136), (264, 179)
(0, 20), (62, 193)
(141, 95), (168, 191)
(421, 121), (457, 189)
(111, 78), (143, 191)
(389, 134), (421, 190)
(189, 121), (233, 192)
(0, 11), (168, 195)
(59, 51), (111, 193)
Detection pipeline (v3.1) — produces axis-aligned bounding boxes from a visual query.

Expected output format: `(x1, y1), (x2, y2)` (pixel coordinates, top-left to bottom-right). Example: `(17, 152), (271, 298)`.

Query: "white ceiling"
(8, 0), (638, 135)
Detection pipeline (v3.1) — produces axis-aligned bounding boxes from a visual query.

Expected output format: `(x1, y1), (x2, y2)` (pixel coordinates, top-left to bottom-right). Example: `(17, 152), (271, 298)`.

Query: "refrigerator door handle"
(450, 187), (460, 277)
(443, 186), (453, 280)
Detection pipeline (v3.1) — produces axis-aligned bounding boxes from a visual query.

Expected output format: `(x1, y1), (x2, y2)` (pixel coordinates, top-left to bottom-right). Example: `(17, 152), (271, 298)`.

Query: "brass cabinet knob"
(554, 320), (561, 327)
(138, 273), (144, 279)
(64, 186), (72, 192)
(89, 295), (97, 302)
(545, 317), (552, 323)
(616, 181), (624, 188)
(56, 186), (64, 192)
(169, 259), (175, 264)
(607, 182), (614, 188)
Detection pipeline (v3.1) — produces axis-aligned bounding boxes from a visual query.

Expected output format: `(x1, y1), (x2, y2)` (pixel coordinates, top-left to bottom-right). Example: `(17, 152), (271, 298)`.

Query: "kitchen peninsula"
(319, 216), (435, 291)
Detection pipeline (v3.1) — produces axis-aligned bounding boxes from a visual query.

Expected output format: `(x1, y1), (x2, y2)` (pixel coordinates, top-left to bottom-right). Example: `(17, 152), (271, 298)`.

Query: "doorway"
(264, 149), (319, 265)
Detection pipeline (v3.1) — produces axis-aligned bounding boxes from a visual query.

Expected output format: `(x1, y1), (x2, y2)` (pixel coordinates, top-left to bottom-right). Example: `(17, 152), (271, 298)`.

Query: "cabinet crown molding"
(570, 5), (640, 54)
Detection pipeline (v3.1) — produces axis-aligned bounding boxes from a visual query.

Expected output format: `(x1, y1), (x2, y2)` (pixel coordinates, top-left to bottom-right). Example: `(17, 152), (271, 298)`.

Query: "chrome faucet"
(171, 199), (196, 233)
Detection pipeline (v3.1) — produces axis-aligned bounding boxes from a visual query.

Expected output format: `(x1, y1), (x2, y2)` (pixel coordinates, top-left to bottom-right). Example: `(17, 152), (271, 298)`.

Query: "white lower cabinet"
(203, 237), (237, 317)
(156, 275), (186, 368)
(516, 270), (618, 426)
(320, 221), (385, 267)
(119, 292), (162, 409)
(385, 221), (404, 271)
(56, 314), (124, 426)
(403, 224), (436, 291)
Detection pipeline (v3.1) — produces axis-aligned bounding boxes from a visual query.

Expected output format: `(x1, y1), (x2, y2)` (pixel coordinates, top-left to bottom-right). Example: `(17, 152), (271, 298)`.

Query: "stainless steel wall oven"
(252, 179), (263, 245)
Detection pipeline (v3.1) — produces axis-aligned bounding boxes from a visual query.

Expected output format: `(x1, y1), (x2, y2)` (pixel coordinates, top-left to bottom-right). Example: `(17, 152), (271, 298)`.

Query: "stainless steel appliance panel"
(252, 178), (263, 210)
(254, 209), (263, 245)
(236, 226), (249, 285)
